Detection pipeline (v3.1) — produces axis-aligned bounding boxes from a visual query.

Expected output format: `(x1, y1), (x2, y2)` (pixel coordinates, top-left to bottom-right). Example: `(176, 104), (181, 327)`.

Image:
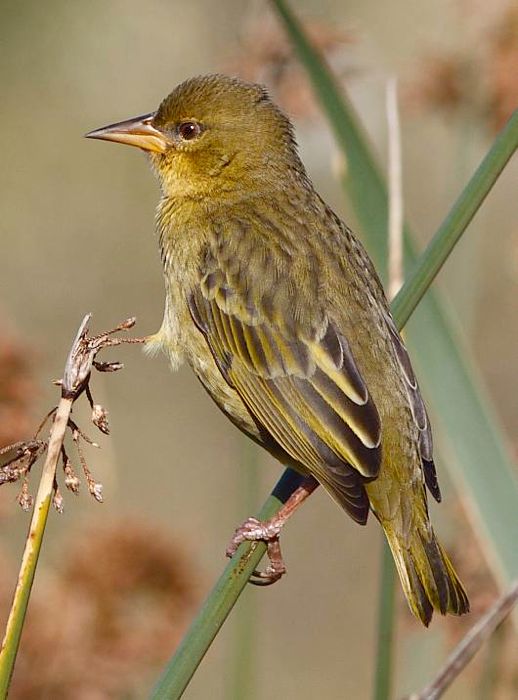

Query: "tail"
(384, 524), (470, 626)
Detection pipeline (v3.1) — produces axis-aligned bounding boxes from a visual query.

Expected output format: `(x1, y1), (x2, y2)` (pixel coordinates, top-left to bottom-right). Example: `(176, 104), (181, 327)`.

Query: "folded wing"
(188, 268), (382, 524)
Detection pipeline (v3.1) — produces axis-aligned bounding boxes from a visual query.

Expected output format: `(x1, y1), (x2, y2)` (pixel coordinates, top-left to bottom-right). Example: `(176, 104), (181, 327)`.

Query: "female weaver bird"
(87, 74), (469, 625)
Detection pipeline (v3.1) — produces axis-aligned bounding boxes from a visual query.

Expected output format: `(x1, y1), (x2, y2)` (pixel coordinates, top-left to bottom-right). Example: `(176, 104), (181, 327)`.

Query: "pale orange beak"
(85, 112), (170, 153)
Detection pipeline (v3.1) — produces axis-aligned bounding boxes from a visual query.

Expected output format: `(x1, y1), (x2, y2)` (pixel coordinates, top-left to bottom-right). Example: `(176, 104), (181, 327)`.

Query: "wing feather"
(189, 278), (383, 523)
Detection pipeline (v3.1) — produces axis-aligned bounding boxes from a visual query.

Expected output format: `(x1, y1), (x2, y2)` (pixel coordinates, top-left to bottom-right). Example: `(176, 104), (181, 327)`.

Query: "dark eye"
(178, 121), (201, 141)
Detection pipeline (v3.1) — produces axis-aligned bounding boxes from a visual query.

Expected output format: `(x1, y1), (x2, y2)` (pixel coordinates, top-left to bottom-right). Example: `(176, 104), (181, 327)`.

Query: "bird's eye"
(177, 121), (201, 141)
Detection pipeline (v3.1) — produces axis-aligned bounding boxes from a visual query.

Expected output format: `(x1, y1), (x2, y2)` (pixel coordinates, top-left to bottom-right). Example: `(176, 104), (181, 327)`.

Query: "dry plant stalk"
(0, 313), (144, 694)
(408, 579), (518, 700)
(387, 76), (404, 301)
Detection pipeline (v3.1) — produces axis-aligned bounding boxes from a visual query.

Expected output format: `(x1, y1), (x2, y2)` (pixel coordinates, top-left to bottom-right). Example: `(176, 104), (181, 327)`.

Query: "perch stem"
(0, 396), (73, 694)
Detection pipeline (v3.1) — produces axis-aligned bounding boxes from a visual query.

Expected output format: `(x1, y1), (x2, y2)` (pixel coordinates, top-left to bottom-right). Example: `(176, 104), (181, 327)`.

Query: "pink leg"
(226, 477), (319, 585)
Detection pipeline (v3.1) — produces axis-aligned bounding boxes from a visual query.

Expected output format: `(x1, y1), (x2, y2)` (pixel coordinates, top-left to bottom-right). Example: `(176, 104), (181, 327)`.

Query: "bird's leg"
(226, 476), (319, 586)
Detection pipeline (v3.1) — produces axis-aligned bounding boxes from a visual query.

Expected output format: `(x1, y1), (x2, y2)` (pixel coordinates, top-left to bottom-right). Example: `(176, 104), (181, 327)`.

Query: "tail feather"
(385, 525), (469, 626)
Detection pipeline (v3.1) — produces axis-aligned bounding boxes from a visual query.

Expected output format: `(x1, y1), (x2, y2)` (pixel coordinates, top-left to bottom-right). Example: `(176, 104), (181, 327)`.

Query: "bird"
(86, 73), (469, 626)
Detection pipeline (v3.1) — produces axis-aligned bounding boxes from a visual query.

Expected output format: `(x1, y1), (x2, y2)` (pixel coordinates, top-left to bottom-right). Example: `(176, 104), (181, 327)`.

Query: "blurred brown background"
(1, 1), (517, 698)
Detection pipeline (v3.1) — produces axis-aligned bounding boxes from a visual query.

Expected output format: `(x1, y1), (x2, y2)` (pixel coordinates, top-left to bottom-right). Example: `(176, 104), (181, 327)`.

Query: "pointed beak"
(85, 112), (170, 153)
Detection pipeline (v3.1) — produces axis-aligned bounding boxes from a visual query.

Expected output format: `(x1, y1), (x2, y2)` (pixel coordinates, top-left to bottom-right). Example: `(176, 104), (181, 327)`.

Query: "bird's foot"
(226, 516), (287, 586)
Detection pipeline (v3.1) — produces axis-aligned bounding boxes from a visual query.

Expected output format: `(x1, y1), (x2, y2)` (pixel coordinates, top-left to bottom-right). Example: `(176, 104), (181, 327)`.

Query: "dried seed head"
(88, 481), (104, 503)
(17, 481), (33, 511)
(65, 471), (81, 494)
(91, 404), (110, 435)
(62, 452), (80, 494)
(53, 488), (64, 514)
(120, 317), (136, 330)
(64, 462), (80, 492)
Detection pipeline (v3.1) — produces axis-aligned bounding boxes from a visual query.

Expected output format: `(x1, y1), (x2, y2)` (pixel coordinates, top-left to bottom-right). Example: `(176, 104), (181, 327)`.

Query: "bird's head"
(86, 74), (305, 200)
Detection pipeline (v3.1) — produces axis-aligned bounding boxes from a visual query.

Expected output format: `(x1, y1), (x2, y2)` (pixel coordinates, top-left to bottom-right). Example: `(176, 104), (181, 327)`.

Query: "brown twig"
(407, 580), (518, 700)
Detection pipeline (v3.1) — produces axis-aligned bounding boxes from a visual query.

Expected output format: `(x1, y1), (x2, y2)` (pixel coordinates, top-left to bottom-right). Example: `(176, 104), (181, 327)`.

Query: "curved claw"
(249, 539), (286, 585)
(249, 569), (284, 586)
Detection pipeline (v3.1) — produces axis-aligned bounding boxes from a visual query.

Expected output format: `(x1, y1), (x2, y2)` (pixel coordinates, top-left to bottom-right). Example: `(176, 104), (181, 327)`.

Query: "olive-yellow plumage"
(87, 74), (469, 625)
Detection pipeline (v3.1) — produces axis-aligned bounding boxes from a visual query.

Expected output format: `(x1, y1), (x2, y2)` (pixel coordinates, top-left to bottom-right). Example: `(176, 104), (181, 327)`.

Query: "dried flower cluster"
(0, 316), (144, 513)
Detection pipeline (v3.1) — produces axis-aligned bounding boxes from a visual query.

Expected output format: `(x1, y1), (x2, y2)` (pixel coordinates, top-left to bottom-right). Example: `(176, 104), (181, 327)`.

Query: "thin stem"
(387, 77), (403, 301)
(0, 313), (140, 693)
(0, 396), (73, 694)
(408, 580), (518, 700)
